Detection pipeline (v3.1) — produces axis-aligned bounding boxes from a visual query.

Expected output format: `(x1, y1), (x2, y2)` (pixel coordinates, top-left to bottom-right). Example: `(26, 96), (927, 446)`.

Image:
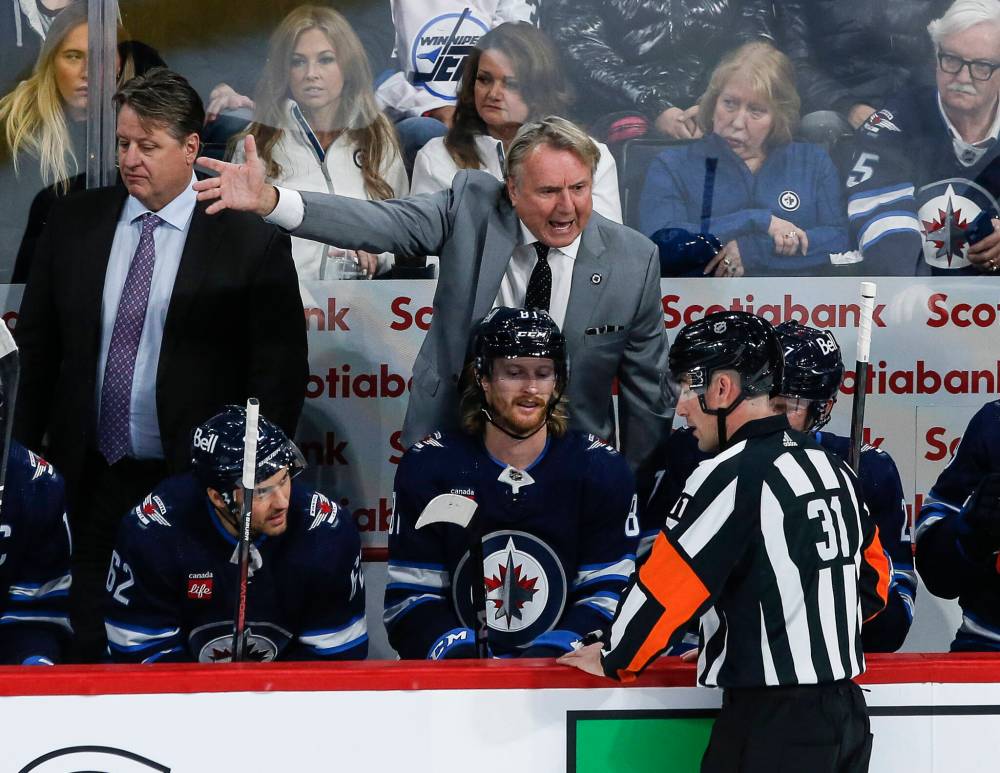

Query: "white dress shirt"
(96, 173), (198, 459)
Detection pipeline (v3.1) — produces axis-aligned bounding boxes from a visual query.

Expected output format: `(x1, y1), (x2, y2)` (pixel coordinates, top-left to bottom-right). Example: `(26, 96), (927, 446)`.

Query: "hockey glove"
(958, 473), (1000, 566)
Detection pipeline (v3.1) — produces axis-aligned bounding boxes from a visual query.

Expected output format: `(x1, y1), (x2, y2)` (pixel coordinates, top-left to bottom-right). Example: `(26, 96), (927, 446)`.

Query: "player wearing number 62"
(104, 407), (367, 663)
(559, 311), (890, 773)
(385, 308), (640, 659)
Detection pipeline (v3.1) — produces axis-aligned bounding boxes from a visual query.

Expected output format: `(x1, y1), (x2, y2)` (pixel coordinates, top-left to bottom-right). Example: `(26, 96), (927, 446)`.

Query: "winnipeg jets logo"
(484, 538), (541, 627)
(199, 629), (278, 663)
(922, 189), (970, 267)
(482, 537), (546, 631)
(778, 190), (800, 212)
(453, 531), (567, 648)
(410, 10), (489, 100)
(916, 181), (994, 269)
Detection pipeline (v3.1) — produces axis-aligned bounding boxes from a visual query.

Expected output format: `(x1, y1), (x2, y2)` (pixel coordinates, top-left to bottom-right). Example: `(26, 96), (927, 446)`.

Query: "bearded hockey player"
(916, 399), (1000, 650)
(843, 0), (1000, 275)
(104, 406), (366, 663)
(648, 321), (913, 652)
(385, 308), (639, 659)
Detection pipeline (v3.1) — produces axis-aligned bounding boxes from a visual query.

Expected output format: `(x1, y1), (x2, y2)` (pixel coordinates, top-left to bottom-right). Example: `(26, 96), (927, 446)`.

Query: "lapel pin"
(591, 273), (602, 285)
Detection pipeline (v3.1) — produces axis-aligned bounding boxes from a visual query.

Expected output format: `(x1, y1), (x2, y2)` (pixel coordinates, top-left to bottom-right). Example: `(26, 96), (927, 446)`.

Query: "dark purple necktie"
(524, 242), (552, 311)
(98, 212), (162, 464)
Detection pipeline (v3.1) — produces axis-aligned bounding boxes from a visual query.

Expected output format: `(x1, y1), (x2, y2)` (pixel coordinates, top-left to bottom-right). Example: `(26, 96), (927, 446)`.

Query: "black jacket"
(543, 0), (773, 123)
(14, 185), (308, 503)
(775, 0), (950, 116)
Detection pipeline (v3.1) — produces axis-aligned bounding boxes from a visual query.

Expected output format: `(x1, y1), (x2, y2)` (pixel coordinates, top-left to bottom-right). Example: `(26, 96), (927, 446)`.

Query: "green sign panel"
(568, 709), (717, 772)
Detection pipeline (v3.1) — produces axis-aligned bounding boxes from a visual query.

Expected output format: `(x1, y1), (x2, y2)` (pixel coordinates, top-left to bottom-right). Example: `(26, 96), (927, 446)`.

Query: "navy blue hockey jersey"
(105, 474), (366, 663)
(385, 431), (639, 659)
(916, 400), (1000, 651)
(0, 442), (72, 664)
(844, 86), (1000, 275)
(649, 426), (914, 652)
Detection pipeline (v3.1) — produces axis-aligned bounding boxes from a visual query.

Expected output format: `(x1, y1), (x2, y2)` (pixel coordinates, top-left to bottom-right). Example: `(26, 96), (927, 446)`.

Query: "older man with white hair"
(843, 0), (1000, 275)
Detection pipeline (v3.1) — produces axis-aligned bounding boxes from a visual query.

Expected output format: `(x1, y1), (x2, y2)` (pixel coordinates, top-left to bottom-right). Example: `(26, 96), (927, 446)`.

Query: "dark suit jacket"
(14, 184), (307, 500)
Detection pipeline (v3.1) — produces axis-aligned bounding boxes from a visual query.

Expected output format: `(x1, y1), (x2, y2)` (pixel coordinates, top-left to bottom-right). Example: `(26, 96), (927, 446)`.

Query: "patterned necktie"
(98, 212), (163, 464)
(524, 242), (552, 312)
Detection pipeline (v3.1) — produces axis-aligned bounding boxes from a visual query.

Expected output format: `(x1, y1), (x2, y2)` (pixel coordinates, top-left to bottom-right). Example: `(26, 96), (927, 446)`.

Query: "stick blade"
(415, 494), (478, 530)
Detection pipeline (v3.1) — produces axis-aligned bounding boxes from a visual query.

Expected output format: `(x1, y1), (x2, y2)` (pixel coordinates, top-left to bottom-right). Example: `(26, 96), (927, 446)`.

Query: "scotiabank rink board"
(292, 278), (1000, 552)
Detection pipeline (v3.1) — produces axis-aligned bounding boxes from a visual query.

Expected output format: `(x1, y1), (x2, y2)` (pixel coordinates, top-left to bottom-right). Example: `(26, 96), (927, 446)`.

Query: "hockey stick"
(231, 398), (259, 662)
(415, 494), (488, 658)
(848, 282), (877, 474)
(0, 322), (17, 523)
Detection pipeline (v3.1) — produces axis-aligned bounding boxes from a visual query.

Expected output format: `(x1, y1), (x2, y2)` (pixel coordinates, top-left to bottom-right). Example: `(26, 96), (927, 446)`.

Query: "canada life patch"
(187, 572), (213, 600)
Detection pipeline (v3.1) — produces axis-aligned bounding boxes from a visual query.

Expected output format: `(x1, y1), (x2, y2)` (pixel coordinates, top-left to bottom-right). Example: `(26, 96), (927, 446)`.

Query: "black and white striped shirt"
(602, 415), (890, 688)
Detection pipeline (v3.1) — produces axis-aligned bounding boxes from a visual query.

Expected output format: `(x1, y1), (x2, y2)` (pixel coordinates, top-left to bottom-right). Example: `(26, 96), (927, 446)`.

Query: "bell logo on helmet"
(192, 427), (219, 455)
(816, 334), (838, 356)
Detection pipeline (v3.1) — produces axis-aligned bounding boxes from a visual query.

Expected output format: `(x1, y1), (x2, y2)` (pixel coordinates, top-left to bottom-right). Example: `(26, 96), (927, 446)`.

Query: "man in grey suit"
(195, 117), (671, 474)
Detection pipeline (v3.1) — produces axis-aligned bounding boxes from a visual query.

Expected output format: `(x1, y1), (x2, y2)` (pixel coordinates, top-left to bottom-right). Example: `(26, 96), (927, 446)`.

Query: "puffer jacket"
(775, 0), (950, 116)
(542, 0), (773, 123)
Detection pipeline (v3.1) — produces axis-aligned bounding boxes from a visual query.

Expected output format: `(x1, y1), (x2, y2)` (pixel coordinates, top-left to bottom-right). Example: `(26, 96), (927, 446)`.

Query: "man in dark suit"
(14, 68), (307, 661)
(195, 116), (672, 479)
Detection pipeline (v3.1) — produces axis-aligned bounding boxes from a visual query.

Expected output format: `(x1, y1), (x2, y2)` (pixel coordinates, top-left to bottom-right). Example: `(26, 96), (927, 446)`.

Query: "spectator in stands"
(0, 3), (91, 281)
(0, 0), (75, 97)
(411, 22), (622, 223)
(375, 0), (535, 171)
(775, 0), (951, 144)
(0, 3), (164, 282)
(543, 0), (773, 140)
(638, 42), (849, 276)
(230, 5), (407, 280)
(843, 0), (1000, 276)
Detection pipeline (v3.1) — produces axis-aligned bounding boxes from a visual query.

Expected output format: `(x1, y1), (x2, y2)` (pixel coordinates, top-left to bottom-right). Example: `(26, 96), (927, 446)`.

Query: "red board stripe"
(0, 654), (997, 697)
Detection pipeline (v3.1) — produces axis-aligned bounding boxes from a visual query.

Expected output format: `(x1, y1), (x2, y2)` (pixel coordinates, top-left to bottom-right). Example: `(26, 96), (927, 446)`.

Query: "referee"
(560, 311), (890, 773)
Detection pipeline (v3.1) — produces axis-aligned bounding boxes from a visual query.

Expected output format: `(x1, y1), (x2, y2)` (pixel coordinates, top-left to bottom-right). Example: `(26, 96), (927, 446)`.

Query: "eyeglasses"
(937, 52), (1000, 81)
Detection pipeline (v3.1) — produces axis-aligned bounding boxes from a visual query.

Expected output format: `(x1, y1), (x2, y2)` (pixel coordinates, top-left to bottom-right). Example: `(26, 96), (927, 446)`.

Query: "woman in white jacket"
(232, 5), (407, 279)
(411, 22), (622, 222)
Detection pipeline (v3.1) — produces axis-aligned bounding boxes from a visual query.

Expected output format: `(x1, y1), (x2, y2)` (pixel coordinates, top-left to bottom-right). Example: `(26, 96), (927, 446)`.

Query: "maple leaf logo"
(922, 196), (969, 266)
(484, 548), (539, 628)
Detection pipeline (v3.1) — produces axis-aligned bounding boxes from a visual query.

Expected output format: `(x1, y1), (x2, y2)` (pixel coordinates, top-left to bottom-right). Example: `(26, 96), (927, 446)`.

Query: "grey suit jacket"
(296, 170), (672, 473)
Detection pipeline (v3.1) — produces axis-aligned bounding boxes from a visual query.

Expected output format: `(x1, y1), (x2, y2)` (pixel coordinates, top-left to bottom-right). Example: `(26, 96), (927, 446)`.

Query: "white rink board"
(3, 680), (1000, 772)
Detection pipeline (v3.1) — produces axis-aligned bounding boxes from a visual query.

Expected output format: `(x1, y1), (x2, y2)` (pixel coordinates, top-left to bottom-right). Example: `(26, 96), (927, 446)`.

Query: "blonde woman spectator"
(411, 22), (622, 222)
(232, 5), (407, 279)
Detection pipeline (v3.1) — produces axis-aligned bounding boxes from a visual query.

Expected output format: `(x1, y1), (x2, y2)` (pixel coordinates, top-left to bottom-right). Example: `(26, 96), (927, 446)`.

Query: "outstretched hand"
(556, 642), (606, 677)
(193, 135), (277, 217)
